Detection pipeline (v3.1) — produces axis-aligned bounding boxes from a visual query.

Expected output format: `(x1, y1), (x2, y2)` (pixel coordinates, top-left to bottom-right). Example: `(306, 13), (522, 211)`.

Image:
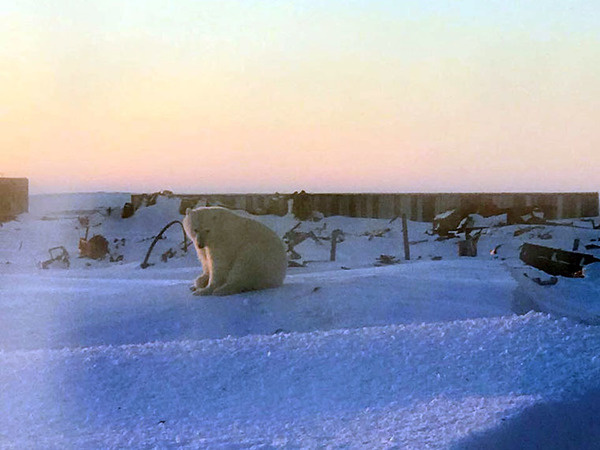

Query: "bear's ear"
(185, 208), (191, 215)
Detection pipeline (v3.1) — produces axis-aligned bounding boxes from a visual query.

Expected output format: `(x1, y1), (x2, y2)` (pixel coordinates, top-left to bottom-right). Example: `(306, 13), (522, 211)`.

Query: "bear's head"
(183, 207), (230, 248)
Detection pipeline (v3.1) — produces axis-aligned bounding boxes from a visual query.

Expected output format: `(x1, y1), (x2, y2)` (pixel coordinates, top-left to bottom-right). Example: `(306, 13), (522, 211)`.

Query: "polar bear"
(183, 206), (287, 296)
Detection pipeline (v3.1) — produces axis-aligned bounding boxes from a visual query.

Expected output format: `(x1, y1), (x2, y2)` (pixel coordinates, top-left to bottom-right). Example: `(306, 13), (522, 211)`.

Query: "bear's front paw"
(195, 274), (209, 290)
(193, 286), (215, 296)
(212, 283), (243, 296)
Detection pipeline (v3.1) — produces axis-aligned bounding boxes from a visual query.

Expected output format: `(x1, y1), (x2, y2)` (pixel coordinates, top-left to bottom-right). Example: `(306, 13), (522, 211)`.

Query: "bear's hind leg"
(211, 245), (276, 296)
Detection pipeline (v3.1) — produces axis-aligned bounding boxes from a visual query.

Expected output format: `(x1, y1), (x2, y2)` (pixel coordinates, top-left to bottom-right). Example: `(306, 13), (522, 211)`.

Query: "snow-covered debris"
(510, 261), (600, 325)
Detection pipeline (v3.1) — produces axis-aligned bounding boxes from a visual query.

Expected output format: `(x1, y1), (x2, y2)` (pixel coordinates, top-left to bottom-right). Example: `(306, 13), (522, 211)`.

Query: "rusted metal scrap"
(374, 254), (401, 266)
(519, 242), (600, 278)
(282, 222), (322, 260)
(362, 228), (391, 241)
(78, 216), (91, 239)
(79, 235), (109, 260)
(40, 246), (70, 269)
(161, 248), (177, 262)
(140, 220), (189, 269)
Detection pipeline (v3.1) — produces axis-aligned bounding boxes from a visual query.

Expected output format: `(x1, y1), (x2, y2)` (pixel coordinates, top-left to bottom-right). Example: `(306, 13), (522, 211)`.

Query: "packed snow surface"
(1, 193), (600, 448)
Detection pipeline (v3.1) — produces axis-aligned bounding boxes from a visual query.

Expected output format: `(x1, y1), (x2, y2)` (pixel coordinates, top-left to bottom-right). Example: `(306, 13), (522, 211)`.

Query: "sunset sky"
(2, 1), (599, 194)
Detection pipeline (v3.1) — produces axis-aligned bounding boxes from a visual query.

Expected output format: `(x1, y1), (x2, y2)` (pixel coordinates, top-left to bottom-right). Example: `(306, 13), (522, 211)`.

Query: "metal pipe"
(140, 220), (188, 269)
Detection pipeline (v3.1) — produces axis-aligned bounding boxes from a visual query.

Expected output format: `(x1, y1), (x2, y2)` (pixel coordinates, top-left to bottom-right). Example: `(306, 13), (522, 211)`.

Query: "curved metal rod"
(140, 220), (189, 269)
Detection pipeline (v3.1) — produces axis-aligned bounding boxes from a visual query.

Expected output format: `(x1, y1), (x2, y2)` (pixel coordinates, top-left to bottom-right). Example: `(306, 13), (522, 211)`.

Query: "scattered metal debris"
(362, 228), (391, 240)
(140, 220), (189, 269)
(581, 219), (600, 230)
(282, 224), (344, 263)
(161, 248), (177, 262)
(283, 223), (323, 260)
(519, 243), (600, 278)
(40, 246), (70, 269)
(287, 260), (306, 268)
(432, 204), (551, 239)
(524, 273), (559, 286)
(110, 254), (124, 263)
(77, 215), (110, 260)
(79, 235), (109, 260)
(432, 209), (464, 237)
(113, 238), (126, 249)
(374, 254), (401, 266)
(121, 202), (135, 219)
(513, 226), (544, 237)
(78, 216), (91, 239)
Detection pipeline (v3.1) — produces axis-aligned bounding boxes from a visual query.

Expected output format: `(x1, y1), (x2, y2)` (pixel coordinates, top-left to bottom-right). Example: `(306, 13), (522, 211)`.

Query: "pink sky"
(2, 1), (599, 194)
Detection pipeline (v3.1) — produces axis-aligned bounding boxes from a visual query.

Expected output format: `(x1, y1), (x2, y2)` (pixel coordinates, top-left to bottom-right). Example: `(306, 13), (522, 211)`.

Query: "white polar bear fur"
(183, 206), (287, 296)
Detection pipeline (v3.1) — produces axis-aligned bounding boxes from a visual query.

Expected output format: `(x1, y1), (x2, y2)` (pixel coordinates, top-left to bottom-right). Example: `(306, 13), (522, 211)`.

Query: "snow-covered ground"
(1, 193), (600, 448)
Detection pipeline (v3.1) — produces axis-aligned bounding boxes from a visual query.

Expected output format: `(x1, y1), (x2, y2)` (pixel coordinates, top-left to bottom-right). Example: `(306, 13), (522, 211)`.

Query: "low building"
(0, 178), (29, 221)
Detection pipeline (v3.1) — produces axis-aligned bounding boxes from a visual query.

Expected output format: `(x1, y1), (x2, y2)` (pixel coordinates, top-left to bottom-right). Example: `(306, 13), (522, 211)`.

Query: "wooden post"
(330, 229), (342, 261)
(402, 214), (410, 261)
